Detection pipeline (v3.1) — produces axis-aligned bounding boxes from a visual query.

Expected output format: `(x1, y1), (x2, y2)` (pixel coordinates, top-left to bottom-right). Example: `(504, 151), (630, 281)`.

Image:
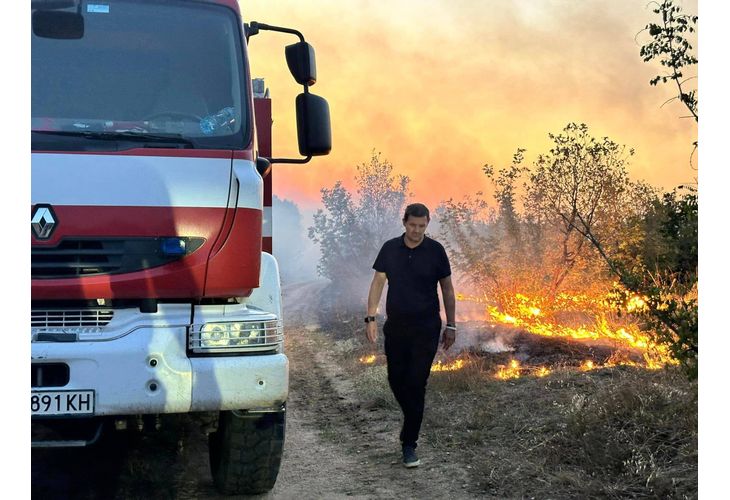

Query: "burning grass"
(458, 290), (678, 370)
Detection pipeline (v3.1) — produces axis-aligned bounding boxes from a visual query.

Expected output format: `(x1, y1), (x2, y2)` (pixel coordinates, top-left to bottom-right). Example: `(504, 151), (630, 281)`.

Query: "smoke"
(272, 196), (320, 284)
(247, 0), (697, 209)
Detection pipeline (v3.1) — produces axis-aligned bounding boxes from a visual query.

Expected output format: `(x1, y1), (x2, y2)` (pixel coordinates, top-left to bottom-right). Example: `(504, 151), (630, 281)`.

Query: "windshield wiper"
(32, 130), (196, 148)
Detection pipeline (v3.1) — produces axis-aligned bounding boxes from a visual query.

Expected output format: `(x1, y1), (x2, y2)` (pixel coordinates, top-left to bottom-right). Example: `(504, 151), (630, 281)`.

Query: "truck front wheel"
(209, 409), (286, 495)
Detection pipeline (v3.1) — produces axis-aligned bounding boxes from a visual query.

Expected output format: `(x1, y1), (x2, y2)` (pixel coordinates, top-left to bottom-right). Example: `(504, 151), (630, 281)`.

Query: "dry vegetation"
(326, 316), (697, 499)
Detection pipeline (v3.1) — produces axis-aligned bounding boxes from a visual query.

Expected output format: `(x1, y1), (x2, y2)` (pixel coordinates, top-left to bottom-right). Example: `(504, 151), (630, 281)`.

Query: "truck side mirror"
(296, 93), (331, 157)
(248, 22), (332, 163)
(285, 42), (317, 86)
(32, 10), (84, 40)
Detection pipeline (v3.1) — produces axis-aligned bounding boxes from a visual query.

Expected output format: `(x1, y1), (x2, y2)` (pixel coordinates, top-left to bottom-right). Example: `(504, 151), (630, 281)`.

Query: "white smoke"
(272, 196), (320, 284)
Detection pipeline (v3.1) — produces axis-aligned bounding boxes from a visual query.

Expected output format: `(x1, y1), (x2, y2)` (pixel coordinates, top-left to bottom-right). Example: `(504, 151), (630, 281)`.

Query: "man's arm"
(439, 275), (456, 350)
(366, 271), (387, 343)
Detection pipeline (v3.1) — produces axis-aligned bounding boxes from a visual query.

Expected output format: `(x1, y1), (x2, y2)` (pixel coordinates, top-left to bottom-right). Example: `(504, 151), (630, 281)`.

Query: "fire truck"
(31, 0), (330, 494)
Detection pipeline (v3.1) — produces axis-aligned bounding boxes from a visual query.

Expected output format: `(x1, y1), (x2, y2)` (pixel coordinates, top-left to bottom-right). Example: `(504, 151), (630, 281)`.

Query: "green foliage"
(524, 123), (638, 294)
(639, 0), (698, 121)
(518, 124), (697, 379)
(617, 0), (700, 377)
(440, 121), (698, 379)
(608, 188), (698, 378)
(307, 151), (409, 304)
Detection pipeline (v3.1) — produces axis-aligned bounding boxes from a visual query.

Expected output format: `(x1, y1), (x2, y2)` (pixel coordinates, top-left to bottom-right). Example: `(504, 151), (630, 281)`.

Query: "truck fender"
(246, 252), (282, 321)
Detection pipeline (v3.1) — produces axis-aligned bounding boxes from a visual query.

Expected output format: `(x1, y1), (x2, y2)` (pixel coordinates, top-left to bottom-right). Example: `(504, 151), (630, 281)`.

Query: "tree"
(573, 0), (702, 378)
(547, 0), (702, 378)
(439, 150), (536, 309)
(524, 123), (637, 296)
(438, 141), (615, 316)
(308, 151), (409, 307)
(440, 123), (692, 373)
(639, 0), (698, 122)
(573, 188), (697, 379)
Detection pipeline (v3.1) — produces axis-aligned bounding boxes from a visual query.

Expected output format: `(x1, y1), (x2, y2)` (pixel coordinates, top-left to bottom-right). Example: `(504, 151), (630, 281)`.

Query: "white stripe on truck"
(31, 154), (262, 211)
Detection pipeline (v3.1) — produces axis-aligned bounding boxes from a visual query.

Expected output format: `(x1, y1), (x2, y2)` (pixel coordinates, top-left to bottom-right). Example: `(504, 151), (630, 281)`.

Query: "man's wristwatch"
(446, 323), (457, 332)
(364, 316), (376, 323)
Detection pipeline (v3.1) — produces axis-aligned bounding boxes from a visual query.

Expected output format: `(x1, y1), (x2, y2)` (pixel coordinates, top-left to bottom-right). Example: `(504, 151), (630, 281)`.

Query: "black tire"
(209, 409), (286, 495)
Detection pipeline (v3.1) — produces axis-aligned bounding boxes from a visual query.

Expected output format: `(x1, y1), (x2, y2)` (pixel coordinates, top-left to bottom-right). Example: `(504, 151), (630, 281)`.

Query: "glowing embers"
(493, 360), (551, 379)
(431, 358), (468, 372)
(357, 353), (472, 372)
(492, 358), (649, 380)
(359, 354), (377, 365)
(495, 359), (521, 380)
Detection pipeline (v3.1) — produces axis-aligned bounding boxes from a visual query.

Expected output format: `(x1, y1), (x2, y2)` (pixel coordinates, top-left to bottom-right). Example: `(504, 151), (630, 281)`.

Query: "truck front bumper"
(31, 324), (288, 416)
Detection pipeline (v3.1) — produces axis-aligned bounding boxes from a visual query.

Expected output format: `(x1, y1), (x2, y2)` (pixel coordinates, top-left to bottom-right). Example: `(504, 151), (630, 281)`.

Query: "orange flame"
(580, 360), (596, 371)
(359, 354), (376, 365)
(495, 359), (521, 380)
(431, 358), (468, 372)
(475, 291), (677, 369)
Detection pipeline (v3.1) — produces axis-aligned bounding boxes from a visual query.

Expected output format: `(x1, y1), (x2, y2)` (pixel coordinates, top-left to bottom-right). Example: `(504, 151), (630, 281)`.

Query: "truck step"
(31, 419), (104, 448)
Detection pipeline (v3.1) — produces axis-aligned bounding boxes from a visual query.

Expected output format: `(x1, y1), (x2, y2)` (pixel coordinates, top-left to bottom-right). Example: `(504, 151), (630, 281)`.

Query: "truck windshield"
(31, 0), (248, 151)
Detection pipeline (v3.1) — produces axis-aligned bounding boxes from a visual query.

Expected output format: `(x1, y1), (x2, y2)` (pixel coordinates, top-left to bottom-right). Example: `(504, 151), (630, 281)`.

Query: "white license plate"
(31, 390), (95, 416)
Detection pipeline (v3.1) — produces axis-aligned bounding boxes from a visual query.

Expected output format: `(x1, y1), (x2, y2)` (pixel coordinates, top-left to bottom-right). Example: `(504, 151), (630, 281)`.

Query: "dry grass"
(330, 322), (698, 499)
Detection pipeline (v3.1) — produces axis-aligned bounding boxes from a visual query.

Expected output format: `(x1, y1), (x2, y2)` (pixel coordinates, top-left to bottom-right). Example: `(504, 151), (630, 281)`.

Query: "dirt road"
(32, 281), (483, 499)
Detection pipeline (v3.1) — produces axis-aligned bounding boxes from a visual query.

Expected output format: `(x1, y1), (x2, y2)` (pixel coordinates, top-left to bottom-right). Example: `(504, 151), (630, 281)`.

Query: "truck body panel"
(32, 153), (263, 299)
(31, 305), (288, 415)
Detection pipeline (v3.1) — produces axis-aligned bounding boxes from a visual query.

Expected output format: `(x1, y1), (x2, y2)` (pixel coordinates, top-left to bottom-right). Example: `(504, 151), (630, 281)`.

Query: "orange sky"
(242, 0), (698, 210)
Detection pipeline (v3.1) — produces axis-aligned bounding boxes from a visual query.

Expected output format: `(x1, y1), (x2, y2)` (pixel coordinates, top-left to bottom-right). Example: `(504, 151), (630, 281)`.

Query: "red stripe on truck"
(31, 206), (261, 299)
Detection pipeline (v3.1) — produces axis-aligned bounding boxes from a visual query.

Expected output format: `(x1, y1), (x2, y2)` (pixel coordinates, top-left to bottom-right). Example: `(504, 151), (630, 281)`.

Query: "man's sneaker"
(402, 446), (420, 468)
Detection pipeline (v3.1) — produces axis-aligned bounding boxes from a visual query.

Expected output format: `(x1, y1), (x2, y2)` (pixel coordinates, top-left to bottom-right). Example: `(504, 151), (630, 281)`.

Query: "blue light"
(161, 238), (186, 256)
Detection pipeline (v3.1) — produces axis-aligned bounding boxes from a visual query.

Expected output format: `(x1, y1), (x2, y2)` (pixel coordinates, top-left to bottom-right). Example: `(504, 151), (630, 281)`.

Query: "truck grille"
(31, 309), (114, 328)
(32, 239), (123, 277)
(31, 237), (205, 278)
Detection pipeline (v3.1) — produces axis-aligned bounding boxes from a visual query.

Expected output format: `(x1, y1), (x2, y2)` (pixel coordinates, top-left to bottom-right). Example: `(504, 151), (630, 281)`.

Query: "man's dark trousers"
(383, 317), (441, 449)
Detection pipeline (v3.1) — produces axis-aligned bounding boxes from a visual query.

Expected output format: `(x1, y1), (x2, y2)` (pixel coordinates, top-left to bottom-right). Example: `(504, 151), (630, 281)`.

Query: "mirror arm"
(267, 156), (312, 165)
(246, 22), (306, 43)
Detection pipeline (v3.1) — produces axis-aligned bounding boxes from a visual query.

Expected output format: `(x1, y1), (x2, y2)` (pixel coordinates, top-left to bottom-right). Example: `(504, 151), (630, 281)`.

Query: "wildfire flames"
(357, 351), (649, 380)
(356, 288), (673, 379)
(431, 358), (468, 372)
(457, 291), (676, 370)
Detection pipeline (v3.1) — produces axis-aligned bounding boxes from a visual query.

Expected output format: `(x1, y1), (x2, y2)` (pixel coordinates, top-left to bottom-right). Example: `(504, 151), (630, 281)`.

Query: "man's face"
(403, 215), (429, 245)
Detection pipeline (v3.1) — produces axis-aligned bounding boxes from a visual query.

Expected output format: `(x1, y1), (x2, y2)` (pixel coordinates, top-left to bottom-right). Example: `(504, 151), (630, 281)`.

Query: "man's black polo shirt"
(373, 234), (451, 326)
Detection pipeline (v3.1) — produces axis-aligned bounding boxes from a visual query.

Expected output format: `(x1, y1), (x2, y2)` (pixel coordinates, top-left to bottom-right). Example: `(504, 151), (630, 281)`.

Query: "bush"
(308, 151), (409, 310)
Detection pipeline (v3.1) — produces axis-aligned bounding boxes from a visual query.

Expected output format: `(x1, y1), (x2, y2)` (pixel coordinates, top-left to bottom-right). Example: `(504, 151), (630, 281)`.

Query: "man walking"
(365, 203), (456, 468)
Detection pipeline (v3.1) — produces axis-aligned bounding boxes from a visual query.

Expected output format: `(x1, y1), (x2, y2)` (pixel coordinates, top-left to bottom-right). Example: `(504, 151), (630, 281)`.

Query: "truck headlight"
(191, 319), (281, 353)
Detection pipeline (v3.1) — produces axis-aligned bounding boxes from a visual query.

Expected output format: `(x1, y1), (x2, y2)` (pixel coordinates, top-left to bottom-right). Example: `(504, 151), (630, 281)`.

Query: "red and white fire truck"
(31, 0), (330, 494)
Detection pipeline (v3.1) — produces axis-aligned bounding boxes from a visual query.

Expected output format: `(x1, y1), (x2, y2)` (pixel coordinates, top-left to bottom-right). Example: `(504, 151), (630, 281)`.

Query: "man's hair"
(403, 203), (430, 222)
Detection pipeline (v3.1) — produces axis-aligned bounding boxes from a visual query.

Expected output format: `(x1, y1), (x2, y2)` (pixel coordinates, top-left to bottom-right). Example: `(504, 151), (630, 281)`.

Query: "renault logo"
(31, 204), (57, 240)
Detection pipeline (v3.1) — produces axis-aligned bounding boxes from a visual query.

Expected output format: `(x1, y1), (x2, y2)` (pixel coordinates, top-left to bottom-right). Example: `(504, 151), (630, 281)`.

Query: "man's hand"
(366, 321), (378, 344)
(441, 327), (456, 350)
(366, 272), (386, 345)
